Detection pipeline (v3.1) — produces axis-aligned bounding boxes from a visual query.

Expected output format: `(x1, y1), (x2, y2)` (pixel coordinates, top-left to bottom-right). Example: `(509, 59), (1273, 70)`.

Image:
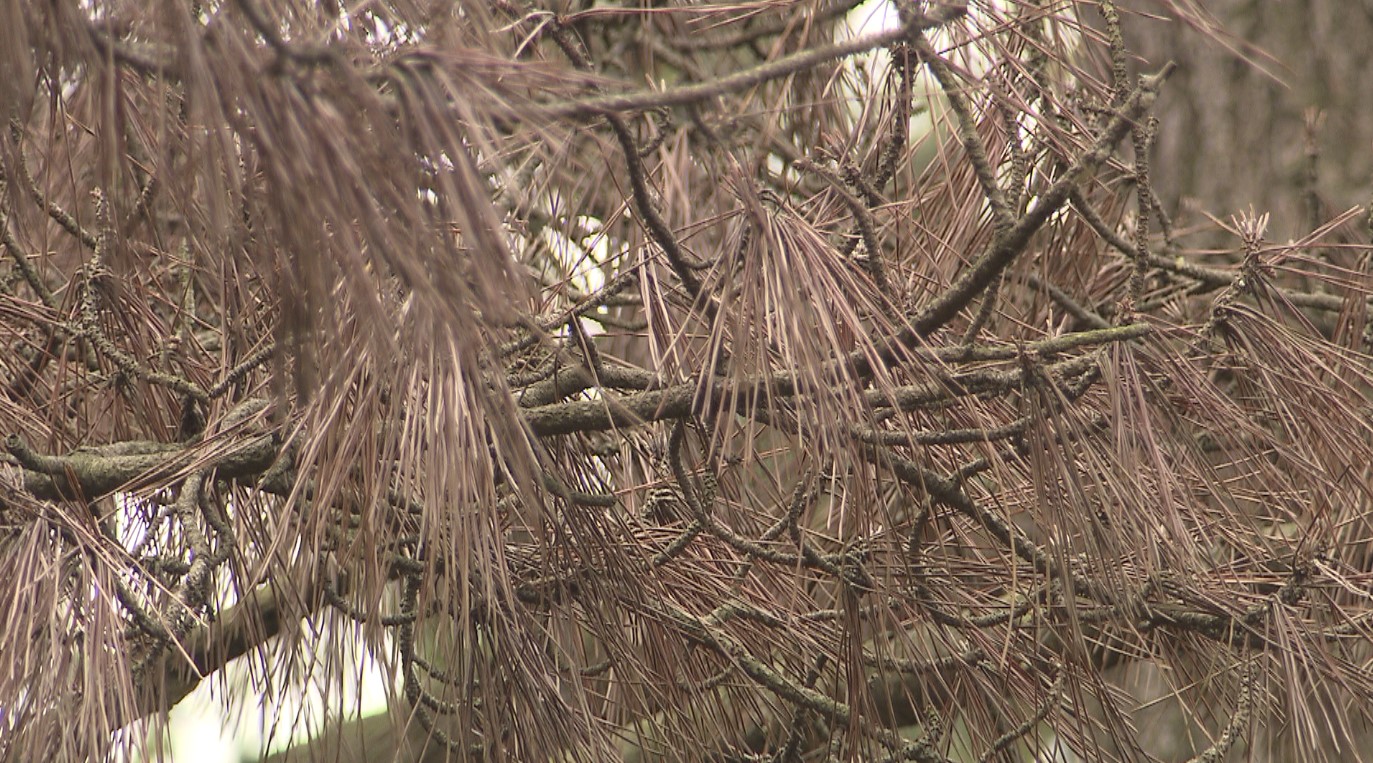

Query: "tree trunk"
(1121, 1), (1373, 239)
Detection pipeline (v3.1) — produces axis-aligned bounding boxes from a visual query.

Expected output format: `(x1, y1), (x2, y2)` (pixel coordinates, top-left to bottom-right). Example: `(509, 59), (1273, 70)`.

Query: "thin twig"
(537, 6), (966, 120)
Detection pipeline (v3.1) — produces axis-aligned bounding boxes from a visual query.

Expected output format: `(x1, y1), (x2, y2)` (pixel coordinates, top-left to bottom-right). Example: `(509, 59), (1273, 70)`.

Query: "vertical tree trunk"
(1122, 1), (1373, 238)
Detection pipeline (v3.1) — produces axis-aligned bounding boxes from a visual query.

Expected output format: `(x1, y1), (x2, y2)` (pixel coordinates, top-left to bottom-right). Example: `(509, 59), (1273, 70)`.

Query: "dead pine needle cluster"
(1, 1), (1372, 761)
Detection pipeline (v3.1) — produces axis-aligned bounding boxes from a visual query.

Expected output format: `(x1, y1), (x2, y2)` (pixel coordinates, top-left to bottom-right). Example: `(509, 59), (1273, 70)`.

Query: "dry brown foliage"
(1, 1), (1372, 761)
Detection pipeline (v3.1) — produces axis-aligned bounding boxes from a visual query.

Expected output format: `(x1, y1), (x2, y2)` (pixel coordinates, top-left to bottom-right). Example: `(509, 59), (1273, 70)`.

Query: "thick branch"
(9, 434), (284, 501)
(139, 578), (311, 719)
